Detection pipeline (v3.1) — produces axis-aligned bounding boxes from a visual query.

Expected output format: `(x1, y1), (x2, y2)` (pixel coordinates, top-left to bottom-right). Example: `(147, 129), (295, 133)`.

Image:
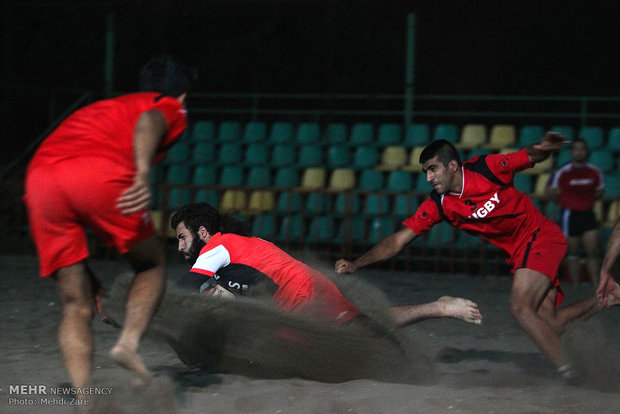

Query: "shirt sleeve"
(402, 197), (442, 236)
(191, 244), (231, 277)
(485, 149), (533, 183)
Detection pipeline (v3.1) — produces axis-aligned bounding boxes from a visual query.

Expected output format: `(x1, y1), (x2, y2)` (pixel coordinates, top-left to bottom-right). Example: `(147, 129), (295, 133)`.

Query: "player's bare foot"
(437, 296), (483, 325)
(606, 282), (620, 307)
(109, 344), (152, 386)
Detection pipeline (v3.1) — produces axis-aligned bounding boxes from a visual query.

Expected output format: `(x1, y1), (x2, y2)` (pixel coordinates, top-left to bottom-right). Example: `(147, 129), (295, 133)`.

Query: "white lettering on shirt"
(469, 192), (500, 219)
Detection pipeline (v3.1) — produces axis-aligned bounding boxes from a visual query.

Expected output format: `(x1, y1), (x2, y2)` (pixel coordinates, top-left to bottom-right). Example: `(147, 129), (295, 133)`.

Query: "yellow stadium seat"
(499, 147), (520, 154)
(375, 146), (408, 171)
(484, 124), (516, 150)
(594, 200), (604, 222)
(246, 190), (275, 215)
(150, 210), (176, 239)
(533, 173), (551, 197)
(456, 124), (487, 150)
(520, 155), (554, 175)
(219, 190), (247, 213)
(328, 168), (356, 191)
(300, 167), (326, 190)
(401, 146), (425, 172)
(606, 200), (619, 226)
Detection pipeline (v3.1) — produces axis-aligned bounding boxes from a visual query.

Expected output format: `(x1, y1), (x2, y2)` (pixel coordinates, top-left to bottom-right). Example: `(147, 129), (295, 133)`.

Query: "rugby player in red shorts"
(336, 133), (620, 380)
(170, 202), (484, 327)
(23, 56), (195, 388)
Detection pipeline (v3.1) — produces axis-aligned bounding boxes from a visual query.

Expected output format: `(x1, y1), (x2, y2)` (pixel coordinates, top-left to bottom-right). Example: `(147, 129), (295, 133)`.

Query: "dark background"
(2, 0), (620, 170)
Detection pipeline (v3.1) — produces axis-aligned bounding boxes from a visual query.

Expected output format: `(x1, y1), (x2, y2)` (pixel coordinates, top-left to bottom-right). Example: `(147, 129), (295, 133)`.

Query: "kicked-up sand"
(1, 254), (619, 413)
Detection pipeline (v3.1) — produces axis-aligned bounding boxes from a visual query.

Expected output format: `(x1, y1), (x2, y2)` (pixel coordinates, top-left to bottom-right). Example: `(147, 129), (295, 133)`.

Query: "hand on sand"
(596, 273), (618, 308)
(437, 296), (483, 325)
(335, 259), (357, 274)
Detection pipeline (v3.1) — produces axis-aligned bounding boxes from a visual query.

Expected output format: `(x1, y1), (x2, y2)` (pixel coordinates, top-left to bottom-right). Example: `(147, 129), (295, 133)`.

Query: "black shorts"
(559, 209), (599, 237)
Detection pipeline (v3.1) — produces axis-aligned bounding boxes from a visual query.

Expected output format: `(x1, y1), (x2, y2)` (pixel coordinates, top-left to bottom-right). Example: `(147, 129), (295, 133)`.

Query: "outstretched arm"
(526, 131), (568, 164)
(116, 110), (168, 215)
(597, 217), (620, 306)
(335, 227), (418, 274)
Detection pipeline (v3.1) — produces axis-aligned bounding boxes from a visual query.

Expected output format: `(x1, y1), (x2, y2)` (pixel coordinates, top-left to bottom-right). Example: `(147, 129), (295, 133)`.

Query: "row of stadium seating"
(182, 120), (620, 152)
(162, 139), (620, 173)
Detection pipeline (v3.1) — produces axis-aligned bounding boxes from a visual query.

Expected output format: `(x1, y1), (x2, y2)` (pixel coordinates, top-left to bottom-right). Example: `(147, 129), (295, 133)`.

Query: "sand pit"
(1, 254), (619, 413)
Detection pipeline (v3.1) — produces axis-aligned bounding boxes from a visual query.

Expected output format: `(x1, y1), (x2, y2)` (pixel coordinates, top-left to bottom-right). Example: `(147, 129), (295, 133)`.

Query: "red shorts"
(509, 220), (567, 306)
(279, 270), (360, 325)
(24, 158), (155, 277)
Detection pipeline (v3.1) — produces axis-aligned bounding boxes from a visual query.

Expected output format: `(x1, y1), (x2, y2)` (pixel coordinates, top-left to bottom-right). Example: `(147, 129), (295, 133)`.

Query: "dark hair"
(571, 137), (589, 152)
(138, 55), (197, 97)
(419, 139), (462, 167)
(170, 202), (251, 237)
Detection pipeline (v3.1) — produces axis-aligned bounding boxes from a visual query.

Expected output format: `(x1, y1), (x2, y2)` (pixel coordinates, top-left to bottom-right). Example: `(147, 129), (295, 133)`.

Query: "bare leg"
(109, 236), (166, 384)
(53, 262), (96, 387)
(389, 296), (483, 326)
(582, 228), (601, 286)
(510, 269), (566, 368)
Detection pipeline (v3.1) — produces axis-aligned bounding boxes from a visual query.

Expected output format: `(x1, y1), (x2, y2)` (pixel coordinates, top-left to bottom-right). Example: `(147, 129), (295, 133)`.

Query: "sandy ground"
(1, 253), (620, 414)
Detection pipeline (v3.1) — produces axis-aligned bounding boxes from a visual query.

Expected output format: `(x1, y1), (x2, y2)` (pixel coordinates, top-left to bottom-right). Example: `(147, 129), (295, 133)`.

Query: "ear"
(176, 93), (187, 105)
(197, 225), (211, 241)
(449, 159), (459, 172)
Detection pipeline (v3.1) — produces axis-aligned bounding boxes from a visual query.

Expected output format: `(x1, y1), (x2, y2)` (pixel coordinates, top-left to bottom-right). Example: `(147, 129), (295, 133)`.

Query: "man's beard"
(186, 238), (206, 265)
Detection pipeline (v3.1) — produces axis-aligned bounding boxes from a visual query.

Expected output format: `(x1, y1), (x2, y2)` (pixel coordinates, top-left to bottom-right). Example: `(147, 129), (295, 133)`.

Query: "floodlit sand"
(1, 254), (619, 414)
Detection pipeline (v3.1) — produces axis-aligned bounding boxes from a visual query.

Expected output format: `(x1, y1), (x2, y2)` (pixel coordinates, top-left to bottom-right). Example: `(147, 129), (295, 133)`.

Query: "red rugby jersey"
(404, 149), (553, 258)
(191, 233), (359, 322)
(548, 163), (604, 211)
(28, 92), (187, 171)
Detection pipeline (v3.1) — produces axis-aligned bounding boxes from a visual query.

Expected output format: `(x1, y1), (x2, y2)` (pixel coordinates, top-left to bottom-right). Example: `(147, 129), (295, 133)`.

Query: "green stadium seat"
(191, 121), (215, 142)
(336, 216), (367, 244)
(270, 144), (296, 167)
(252, 213), (277, 239)
(352, 146), (379, 169)
(433, 124), (459, 143)
(349, 123), (375, 146)
(334, 193), (361, 217)
(218, 166), (244, 187)
(365, 194), (390, 216)
(278, 214), (306, 242)
(190, 142), (216, 165)
(276, 192), (303, 214)
(194, 189), (218, 205)
(306, 192), (329, 215)
(518, 125), (544, 147)
(326, 145), (351, 168)
(246, 166), (271, 187)
(217, 121), (242, 142)
(269, 121), (294, 144)
(324, 123), (348, 145)
(416, 172), (429, 193)
(368, 216), (395, 244)
(165, 164), (191, 184)
(424, 222), (455, 246)
(244, 143), (269, 166)
(404, 123), (430, 148)
(358, 169), (384, 191)
(607, 127), (620, 153)
(306, 215), (336, 243)
(297, 144), (324, 167)
(243, 121), (267, 142)
(550, 125), (574, 140)
(295, 122), (321, 144)
(164, 142), (190, 165)
(555, 147), (571, 167)
(386, 170), (413, 192)
(273, 167), (300, 188)
(578, 126), (604, 149)
(605, 174), (620, 197)
(217, 142), (243, 165)
(192, 165), (217, 185)
(377, 123), (402, 147)
(467, 147), (493, 159)
(394, 194), (418, 219)
(589, 149), (615, 173)
(513, 174), (533, 194)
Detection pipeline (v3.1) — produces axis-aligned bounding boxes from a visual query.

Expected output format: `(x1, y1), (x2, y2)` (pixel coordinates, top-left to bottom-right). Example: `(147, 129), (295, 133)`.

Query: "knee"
(60, 296), (94, 321)
(509, 299), (533, 321)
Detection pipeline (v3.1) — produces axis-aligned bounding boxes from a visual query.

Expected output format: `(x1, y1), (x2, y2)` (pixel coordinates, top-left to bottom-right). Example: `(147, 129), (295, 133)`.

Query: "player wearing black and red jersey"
(335, 133), (620, 380)
(548, 138), (605, 286)
(170, 202), (484, 327)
